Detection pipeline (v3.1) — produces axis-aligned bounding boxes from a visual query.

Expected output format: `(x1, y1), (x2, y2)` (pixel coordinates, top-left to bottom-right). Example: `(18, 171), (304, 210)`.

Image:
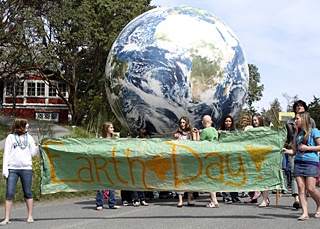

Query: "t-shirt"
(200, 127), (218, 141)
(178, 131), (190, 140)
(294, 128), (320, 163)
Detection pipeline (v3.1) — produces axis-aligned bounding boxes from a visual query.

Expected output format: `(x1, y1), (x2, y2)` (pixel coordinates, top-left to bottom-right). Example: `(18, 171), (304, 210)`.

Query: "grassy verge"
(0, 124), (96, 204)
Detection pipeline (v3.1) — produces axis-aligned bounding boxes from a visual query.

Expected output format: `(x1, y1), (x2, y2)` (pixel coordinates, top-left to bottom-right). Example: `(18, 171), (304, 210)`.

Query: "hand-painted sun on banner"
(40, 127), (287, 194)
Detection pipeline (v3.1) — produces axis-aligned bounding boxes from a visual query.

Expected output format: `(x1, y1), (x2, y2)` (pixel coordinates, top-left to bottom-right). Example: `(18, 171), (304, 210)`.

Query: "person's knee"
(5, 193), (15, 200)
(23, 190), (33, 199)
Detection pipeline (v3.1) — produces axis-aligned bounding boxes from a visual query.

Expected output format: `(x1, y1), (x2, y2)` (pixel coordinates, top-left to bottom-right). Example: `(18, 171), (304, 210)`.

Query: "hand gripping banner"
(40, 126), (287, 194)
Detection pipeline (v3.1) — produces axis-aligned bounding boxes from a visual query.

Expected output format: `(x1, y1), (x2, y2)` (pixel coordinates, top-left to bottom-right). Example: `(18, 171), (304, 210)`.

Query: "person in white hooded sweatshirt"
(0, 118), (39, 226)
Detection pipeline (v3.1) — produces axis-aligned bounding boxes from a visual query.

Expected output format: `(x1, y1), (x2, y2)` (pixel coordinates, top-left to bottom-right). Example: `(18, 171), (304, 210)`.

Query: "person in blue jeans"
(95, 122), (121, 210)
(96, 190), (119, 210)
(218, 115), (241, 203)
(131, 191), (149, 207)
(1, 118), (40, 225)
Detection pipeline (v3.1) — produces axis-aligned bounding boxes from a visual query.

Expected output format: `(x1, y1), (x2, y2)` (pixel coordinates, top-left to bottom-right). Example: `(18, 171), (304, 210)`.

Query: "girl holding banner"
(95, 122), (121, 210)
(282, 112), (320, 221)
(218, 115), (241, 204)
(174, 116), (197, 207)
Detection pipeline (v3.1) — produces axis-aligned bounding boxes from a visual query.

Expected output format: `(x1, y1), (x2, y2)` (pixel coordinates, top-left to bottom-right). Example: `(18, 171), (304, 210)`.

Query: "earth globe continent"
(105, 5), (249, 137)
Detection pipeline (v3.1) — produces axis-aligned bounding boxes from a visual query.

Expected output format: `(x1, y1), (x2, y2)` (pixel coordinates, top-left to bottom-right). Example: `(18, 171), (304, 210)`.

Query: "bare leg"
(178, 194), (183, 206)
(210, 192), (219, 206)
(25, 199), (34, 222)
(305, 177), (320, 213)
(296, 176), (309, 219)
(187, 192), (193, 204)
(0, 199), (12, 225)
(260, 190), (269, 205)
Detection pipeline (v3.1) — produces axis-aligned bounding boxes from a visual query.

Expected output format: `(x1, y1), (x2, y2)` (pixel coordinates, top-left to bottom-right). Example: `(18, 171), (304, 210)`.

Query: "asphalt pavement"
(0, 191), (319, 229)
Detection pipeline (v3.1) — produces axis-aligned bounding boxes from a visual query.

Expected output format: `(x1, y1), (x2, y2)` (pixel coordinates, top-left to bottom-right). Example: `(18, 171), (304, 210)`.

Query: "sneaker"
(223, 198), (232, 204)
(232, 197), (241, 203)
(122, 200), (129, 206)
(292, 201), (301, 210)
(240, 193), (249, 198)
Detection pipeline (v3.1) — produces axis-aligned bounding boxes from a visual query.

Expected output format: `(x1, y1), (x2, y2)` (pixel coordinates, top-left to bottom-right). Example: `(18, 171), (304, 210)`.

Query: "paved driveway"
(0, 116), (71, 149)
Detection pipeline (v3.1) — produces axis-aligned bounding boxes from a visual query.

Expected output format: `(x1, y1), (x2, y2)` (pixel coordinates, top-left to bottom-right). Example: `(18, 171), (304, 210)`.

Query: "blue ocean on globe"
(105, 5), (249, 137)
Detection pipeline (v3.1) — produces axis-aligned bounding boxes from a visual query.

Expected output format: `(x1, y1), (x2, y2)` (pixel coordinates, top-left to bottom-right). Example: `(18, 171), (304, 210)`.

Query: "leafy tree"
(261, 98), (282, 127)
(0, 0), (154, 125)
(245, 64), (264, 113)
(282, 93), (298, 112)
(308, 96), (320, 128)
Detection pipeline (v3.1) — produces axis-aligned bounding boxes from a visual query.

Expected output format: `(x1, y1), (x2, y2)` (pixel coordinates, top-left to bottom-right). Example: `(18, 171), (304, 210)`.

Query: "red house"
(1, 75), (69, 124)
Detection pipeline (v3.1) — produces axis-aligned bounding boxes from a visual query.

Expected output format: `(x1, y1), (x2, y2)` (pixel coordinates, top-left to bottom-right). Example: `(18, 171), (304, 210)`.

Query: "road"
(0, 191), (319, 229)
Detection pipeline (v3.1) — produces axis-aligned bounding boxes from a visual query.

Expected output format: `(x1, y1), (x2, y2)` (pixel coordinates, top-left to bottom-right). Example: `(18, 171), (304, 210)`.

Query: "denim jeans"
(132, 191), (145, 203)
(96, 190), (117, 208)
(6, 169), (33, 200)
(289, 155), (298, 196)
(222, 192), (239, 199)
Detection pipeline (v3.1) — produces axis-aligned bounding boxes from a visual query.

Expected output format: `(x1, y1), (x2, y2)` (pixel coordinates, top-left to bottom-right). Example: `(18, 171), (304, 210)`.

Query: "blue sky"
(151, 0), (320, 111)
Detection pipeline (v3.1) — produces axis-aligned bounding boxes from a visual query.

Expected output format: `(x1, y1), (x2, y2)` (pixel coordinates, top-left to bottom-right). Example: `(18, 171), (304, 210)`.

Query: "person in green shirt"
(200, 115), (218, 141)
(199, 115), (219, 208)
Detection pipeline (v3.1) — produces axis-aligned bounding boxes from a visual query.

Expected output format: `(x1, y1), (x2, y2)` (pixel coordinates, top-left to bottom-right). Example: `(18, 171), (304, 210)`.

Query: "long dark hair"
(220, 115), (235, 131)
(252, 114), (264, 127)
(12, 118), (28, 136)
(102, 122), (114, 138)
(176, 116), (192, 134)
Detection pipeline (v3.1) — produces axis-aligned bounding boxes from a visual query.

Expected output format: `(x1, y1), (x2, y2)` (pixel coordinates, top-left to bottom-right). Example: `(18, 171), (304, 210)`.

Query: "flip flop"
(297, 215), (309, 221)
(0, 221), (11, 226)
(314, 212), (320, 218)
(27, 218), (34, 223)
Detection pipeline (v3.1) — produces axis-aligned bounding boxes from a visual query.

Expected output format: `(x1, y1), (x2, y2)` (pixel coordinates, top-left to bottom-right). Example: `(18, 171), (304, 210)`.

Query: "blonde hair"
(240, 114), (252, 130)
(296, 112), (311, 144)
(202, 115), (212, 126)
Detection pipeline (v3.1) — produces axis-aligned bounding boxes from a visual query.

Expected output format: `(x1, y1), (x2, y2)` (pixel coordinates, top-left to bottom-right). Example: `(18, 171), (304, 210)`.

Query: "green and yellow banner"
(40, 127), (287, 194)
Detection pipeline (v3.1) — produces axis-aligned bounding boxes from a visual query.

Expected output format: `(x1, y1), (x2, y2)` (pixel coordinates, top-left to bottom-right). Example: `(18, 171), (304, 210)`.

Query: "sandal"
(27, 218), (34, 223)
(141, 201), (149, 206)
(297, 215), (309, 221)
(133, 202), (140, 207)
(314, 212), (320, 218)
(205, 202), (216, 208)
(0, 221), (10, 226)
(258, 202), (269, 207)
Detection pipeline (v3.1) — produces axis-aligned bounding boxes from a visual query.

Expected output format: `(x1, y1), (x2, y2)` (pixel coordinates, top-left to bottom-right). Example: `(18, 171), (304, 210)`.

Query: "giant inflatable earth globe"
(105, 6), (249, 137)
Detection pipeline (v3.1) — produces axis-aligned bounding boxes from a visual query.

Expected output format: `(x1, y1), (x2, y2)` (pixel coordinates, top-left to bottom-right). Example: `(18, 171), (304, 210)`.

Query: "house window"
(27, 82), (36, 96)
(35, 112), (59, 122)
(49, 86), (57, 97)
(36, 82), (45, 96)
(58, 83), (67, 97)
(5, 81), (24, 96)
